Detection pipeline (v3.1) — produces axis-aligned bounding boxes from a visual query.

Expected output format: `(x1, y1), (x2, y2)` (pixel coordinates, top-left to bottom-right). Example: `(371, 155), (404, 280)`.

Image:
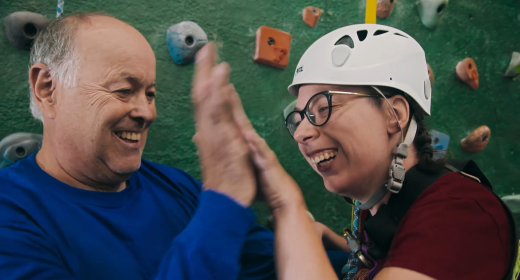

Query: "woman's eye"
(318, 107), (329, 113)
(146, 92), (156, 98)
(295, 121), (302, 127)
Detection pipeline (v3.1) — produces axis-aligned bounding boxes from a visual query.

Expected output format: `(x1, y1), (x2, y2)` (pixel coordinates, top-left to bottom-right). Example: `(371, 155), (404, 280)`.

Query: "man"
(0, 13), (348, 279)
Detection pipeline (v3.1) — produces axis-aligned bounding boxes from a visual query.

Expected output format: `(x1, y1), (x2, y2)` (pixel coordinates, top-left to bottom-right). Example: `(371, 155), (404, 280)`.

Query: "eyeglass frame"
(284, 90), (386, 138)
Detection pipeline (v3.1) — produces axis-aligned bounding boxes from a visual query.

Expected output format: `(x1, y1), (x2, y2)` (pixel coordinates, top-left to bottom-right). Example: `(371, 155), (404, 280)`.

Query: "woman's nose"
(294, 118), (319, 144)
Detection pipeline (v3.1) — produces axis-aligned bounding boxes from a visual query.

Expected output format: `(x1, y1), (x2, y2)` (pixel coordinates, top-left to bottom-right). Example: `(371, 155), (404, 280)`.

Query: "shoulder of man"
(139, 159), (203, 193)
(0, 158), (35, 195)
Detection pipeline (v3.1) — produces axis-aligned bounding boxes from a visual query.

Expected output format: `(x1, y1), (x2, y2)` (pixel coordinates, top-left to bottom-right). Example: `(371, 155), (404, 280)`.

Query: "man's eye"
(146, 92), (156, 98)
(116, 89), (132, 95)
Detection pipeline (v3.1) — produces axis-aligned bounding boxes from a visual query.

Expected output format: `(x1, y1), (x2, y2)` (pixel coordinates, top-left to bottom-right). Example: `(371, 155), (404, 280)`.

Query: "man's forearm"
(155, 190), (256, 279)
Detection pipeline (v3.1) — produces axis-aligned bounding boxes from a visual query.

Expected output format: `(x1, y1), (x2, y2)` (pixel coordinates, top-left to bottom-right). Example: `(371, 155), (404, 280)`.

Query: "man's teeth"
(116, 131), (141, 141)
(310, 151), (338, 164)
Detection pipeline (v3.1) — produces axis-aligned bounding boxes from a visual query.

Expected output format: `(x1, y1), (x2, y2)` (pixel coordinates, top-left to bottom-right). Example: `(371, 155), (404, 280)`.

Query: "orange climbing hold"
(461, 125), (490, 153)
(456, 58), (479, 90)
(427, 63), (434, 84)
(254, 26), (292, 70)
(302, 6), (322, 28)
(377, 0), (396, 19)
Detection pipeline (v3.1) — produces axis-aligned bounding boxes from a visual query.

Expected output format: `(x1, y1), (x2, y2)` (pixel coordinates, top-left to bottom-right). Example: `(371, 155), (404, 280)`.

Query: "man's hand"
(192, 43), (256, 207)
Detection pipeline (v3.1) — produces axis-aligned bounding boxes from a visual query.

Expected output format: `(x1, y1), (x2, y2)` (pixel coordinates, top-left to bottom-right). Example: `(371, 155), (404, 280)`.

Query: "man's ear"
(29, 63), (57, 119)
(386, 95), (410, 135)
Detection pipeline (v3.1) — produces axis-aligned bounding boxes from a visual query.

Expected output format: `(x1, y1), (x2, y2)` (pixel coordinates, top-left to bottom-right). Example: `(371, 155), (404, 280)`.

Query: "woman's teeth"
(116, 131), (141, 141)
(310, 150), (338, 165)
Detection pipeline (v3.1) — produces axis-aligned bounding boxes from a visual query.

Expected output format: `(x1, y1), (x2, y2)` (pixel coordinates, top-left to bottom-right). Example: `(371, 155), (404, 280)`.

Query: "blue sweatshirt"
(0, 154), (348, 279)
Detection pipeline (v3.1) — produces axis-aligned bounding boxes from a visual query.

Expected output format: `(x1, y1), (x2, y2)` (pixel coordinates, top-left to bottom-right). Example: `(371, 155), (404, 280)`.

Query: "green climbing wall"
(1, 0), (519, 232)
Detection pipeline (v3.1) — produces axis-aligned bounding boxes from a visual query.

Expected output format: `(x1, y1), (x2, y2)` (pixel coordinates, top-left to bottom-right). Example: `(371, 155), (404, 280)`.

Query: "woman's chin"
(323, 180), (348, 195)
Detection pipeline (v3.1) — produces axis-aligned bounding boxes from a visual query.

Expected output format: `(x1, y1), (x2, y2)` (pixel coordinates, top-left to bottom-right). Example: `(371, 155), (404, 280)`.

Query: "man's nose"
(293, 118), (319, 144)
(129, 92), (156, 124)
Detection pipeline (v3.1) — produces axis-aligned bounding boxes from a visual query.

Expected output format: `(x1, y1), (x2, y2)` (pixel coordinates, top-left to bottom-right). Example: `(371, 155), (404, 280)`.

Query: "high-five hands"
(192, 42), (257, 206)
(192, 43), (305, 212)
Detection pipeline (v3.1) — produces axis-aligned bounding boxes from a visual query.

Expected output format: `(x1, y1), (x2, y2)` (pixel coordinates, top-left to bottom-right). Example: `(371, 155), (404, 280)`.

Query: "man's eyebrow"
(147, 81), (157, 89)
(121, 75), (156, 89)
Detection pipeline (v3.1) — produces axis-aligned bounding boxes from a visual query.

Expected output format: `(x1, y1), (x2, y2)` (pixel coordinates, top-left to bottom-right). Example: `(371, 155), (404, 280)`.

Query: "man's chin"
(106, 160), (142, 177)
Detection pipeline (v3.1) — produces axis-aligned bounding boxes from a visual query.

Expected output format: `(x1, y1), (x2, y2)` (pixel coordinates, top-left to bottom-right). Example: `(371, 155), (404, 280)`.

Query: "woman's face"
(294, 84), (397, 200)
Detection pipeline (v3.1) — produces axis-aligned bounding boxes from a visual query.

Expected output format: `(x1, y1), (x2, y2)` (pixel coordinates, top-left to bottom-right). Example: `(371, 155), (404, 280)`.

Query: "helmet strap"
(344, 86), (418, 210)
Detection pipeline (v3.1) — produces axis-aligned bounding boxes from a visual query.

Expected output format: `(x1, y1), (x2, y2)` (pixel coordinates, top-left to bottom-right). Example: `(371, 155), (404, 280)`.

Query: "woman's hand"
(242, 130), (307, 214)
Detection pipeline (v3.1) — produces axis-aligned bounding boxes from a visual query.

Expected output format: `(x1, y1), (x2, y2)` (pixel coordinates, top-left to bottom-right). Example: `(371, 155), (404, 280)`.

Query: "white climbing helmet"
(288, 23), (431, 116)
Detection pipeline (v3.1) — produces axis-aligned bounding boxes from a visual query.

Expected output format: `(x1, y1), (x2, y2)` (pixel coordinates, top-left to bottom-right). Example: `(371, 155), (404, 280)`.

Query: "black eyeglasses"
(284, 90), (381, 138)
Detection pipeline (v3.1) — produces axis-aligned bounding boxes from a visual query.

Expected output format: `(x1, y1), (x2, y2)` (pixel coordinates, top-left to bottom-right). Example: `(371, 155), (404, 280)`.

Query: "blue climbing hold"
(0, 133), (43, 168)
(166, 21), (208, 65)
(429, 130), (450, 160)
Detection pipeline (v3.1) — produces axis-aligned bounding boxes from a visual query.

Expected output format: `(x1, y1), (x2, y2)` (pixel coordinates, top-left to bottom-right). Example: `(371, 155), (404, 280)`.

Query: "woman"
(244, 24), (515, 280)
(191, 24), (515, 280)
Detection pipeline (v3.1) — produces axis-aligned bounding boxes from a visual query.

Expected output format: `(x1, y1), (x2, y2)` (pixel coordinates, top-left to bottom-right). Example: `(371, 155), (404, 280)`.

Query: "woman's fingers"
(243, 130), (277, 170)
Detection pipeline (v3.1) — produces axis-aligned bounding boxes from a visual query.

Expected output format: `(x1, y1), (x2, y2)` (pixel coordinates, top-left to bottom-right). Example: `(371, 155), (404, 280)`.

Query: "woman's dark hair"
(369, 86), (447, 173)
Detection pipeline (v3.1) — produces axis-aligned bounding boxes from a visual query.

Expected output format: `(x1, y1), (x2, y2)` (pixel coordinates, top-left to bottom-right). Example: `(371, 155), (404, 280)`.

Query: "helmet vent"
(374, 30), (389, 36)
(334, 35), (354, 48)
(357, 30), (368, 41)
(394, 33), (408, 38)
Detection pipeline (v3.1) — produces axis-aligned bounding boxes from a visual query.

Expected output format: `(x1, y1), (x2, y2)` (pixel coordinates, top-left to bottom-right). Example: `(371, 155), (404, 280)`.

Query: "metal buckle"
(343, 228), (374, 269)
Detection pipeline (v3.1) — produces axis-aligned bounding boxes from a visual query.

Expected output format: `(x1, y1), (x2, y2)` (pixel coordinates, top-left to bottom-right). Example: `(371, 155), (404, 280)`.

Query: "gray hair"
(28, 13), (104, 122)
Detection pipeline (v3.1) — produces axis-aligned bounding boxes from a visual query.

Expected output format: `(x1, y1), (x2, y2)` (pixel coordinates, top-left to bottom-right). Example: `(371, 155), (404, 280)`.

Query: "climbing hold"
(0, 133), (43, 168)
(427, 64), (434, 84)
(429, 130), (449, 159)
(254, 26), (292, 70)
(456, 58), (479, 90)
(4, 11), (49, 50)
(302, 6), (322, 28)
(417, 0), (448, 29)
(461, 125), (490, 153)
(505, 52), (520, 79)
(166, 21), (208, 65)
(377, 0), (395, 19)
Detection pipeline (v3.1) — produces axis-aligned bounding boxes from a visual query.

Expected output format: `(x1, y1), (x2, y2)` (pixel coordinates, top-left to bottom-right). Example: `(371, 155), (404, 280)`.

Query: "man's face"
(52, 17), (157, 185)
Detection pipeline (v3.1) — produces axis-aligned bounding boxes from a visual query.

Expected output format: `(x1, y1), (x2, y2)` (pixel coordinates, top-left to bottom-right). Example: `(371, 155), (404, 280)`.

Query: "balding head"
(29, 14), (157, 191)
(29, 13), (153, 121)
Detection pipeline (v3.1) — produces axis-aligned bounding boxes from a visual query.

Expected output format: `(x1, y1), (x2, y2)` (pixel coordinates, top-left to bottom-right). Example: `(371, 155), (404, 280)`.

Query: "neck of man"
(35, 135), (127, 192)
(368, 144), (419, 216)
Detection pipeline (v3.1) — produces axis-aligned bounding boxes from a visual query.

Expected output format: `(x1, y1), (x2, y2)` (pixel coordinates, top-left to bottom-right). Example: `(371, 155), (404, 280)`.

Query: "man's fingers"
(210, 63), (231, 96)
(192, 43), (217, 104)
(228, 85), (254, 132)
(196, 64), (233, 125)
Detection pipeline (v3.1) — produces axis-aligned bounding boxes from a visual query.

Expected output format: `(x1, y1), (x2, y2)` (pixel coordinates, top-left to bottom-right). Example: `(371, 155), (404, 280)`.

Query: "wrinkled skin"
(30, 16), (157, 191)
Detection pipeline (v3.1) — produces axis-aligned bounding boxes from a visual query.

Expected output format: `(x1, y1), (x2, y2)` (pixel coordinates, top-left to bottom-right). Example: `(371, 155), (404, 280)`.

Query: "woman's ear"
(385, 95), (410, 135)
(29, 63), (57, 119)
